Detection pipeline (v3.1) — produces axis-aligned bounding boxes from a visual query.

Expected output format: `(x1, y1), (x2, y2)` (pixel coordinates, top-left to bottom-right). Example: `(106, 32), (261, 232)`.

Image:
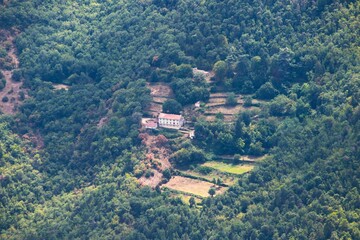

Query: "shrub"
(197, 166), (213, 175)
(163, 169), (171, 179)
(243, 96), (252, 107)
(255, 82), (279, 100)
(0, 78), (6, 91)
(269, 95), (296, 116)
(145, 169), (153, 178)
(162, 99), (182, 114)
(2, 96), (9, 102)
(12, 69), (22, 82)
(226, 92), (237, 106)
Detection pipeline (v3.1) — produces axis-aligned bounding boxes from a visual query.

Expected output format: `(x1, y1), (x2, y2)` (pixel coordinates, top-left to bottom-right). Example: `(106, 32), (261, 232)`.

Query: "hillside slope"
(0, 0), (359, 239)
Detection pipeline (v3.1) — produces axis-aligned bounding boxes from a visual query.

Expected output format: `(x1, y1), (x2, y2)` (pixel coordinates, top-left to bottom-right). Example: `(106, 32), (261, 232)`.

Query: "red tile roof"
(144, 120), (157, 128)
(158, 113), (182, 120)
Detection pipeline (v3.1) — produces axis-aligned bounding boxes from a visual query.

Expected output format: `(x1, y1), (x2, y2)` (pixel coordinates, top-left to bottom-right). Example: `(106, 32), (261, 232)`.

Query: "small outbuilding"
(142, 118), (158, 129)
(195, 101), (201, 108)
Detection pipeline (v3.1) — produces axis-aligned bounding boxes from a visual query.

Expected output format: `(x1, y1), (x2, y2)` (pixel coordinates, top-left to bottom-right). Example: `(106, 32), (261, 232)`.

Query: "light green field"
(182, 170), (237, 186)
(202, 162), (254, 175)
(179, 195), (203, 205)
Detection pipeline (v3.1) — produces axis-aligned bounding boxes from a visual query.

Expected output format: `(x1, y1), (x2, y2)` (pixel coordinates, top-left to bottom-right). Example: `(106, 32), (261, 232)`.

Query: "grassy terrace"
(180, 170), (238, 186)
(202, 161), (255, 175)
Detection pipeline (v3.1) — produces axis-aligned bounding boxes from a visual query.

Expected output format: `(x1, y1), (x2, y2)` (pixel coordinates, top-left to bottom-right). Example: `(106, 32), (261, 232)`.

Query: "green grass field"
(202, 162), (254, 175)
(181, 170), (237, 186)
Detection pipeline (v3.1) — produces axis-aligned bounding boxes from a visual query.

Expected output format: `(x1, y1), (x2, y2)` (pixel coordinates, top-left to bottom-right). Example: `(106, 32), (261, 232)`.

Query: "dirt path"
(0, 29), (26, 115)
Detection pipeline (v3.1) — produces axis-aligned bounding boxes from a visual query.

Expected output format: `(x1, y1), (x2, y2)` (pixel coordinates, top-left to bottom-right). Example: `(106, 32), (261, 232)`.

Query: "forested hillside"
(0, 0), (359, 239)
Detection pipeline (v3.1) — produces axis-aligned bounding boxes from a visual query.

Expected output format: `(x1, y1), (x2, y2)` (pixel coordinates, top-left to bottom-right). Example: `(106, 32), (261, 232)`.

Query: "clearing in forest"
(193, 68), (215, 83)
(148, 102), (162, 115)
(181, 169), (238, 186)
(205, 104), (247, 115)
(196, 92), (262, 122)
(204, 115), (234, 122)
(146, 82), (174, 115)
(215, 154), (269, 163)
(162, 176), (227, 197)
(137, 133), (172, 188)
(52, 83), (70, 91)
(147, 82), (173, 98)
(202, 161), (255, 175)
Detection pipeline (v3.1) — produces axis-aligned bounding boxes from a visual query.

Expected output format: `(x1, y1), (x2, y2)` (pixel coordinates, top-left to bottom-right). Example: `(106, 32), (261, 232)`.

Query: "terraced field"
(202, 162), (255, 175)
(162, 176), (227, 197)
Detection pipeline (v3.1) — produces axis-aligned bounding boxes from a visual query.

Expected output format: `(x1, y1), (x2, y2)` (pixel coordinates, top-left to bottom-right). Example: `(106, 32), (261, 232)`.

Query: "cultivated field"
(162, 176), (227, 197)
(182, 170), (237, 186)
(202, 162), (255, 175)
(205, 105), (261, 115)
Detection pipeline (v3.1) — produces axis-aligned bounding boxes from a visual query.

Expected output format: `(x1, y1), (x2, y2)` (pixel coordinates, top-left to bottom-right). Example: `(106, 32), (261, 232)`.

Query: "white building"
(158, 113), (184, 129)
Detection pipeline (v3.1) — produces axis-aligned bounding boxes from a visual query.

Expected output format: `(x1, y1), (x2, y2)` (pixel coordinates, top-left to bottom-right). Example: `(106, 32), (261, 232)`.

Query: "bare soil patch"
(209, 93), (229, 98)
(137, 133), (172, 187)
(206, 104), (246, 115)
(53, 83), (70, 90)
(152, 96), (169, 104)
(148, 102), (162, 114)
(162, 176), (227, 197)
(138, 170), (163, 188)
(147, 82), (174, 98)
(22, 130), (44, 150)
(0, 29), (26, 115)
(207, 95), (243, 105)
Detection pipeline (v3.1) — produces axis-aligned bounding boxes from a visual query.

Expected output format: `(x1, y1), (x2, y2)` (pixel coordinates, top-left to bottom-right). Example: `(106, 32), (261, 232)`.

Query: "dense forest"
(0, 0), (359, 239)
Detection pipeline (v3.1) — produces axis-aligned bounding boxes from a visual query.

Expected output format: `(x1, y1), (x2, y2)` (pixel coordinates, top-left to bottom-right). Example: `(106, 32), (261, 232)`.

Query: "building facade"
(158, 113), (184, 129)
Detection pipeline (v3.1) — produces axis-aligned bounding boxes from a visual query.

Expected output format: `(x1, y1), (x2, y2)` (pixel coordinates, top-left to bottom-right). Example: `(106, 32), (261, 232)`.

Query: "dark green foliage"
(162, 99), (182, 114)
(0, 47), (6, 57)
(171, 78), (209, 105)
(18, 91), (25, 101)
(162, 169), (171, 180)
(255, 82), (279, 100)
(208, 188), (216, 197)
(269, 95), (296, 117)
(0, 0), (359, 239)
(213, 60), (228, 81)
(11, 69), (22, 82)
(170, 147), (207, 166)
(243, 96), (252, 107)
(173, 64), (193, 78)
(225, 92), (237, 106)
(0, 78), (5, 90)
